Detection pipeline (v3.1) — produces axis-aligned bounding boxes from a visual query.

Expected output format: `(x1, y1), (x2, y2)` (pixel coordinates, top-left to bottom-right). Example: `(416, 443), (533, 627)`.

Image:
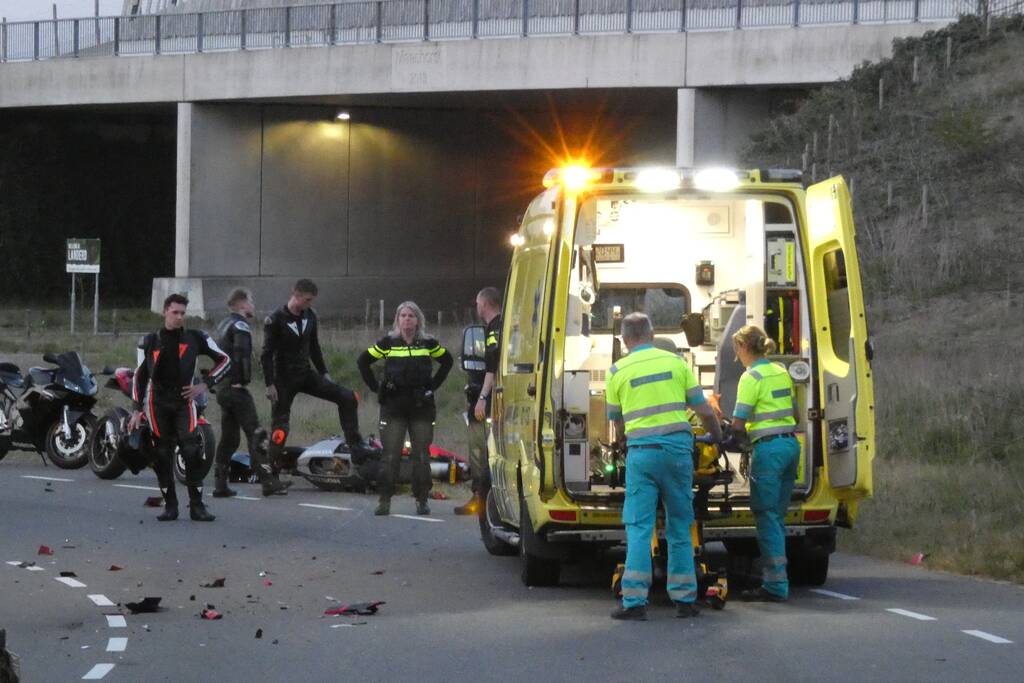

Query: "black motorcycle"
(0, 352), (104, 469)
(88, 366), (215, 484)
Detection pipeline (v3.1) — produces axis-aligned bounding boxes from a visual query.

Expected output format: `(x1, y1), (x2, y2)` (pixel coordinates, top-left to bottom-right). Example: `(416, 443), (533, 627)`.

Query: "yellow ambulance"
(462, 166), (875, 587)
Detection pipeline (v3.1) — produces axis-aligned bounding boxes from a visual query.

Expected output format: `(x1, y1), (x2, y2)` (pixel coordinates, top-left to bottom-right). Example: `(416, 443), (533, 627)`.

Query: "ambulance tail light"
(803, 509), (831, 524)
(549, 510), (579, 523)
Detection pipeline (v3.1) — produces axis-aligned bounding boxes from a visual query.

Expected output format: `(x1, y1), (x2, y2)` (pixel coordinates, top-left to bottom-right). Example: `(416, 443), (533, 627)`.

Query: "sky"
(0, 1), (124, 22)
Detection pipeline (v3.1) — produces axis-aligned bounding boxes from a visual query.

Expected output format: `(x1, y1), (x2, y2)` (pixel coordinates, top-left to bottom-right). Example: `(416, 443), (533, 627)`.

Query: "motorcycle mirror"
(42, 352), (59, 364)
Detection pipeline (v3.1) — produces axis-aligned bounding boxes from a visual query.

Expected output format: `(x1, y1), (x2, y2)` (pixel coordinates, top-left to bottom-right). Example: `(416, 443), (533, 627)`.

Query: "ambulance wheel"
(479, 488), (516, 557)
(518, 500), (561, 587)
(789, 553), (829, 586)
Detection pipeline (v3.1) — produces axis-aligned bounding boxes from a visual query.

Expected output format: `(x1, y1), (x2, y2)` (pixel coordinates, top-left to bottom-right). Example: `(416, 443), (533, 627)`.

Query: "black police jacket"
(132, 328), (230, 408)
(214, 312), (254, 386)
(357, 335), (453, 397)
(261, 305), (327, 387)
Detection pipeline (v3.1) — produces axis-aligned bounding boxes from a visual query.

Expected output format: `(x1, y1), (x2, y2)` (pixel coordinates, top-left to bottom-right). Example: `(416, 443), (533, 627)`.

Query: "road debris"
(37, 545), (54, 556)
(200, 607), (223, 620)
(58, 571), (77, 578)
(255, 629), (263, 639)
(263, 579), (273, 587)
(109, 565), (123, 572)
(16, 562), (35, 569)
(330, 622), (368, 628)
(371, 570), (385, 576)
(910, 553), (927, 566)
(144, 497), (164, 507)
(200, 578), (226, 588)
(124, 597), (162, 614)
(324, 601), (385, 617)
(428, 491), (449, 500)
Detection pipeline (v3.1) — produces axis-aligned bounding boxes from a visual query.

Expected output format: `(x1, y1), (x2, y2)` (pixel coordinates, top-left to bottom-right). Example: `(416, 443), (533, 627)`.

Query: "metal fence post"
(284, 7), (291, 47)
(197, 13), (204, 52)
(680, 0), (687, 32)
(912, 0), (920, 21)
(735, 0), (743, 29)
(33, 22), (39, 60)
(472, 0), (480, 38)
(73, 19), (80, 57)
(626, 0), (634, 33)
(793, 0), (800, 27)
(852, 0), (859, 24)
(113, 16), (119, 55)
(1, 18), (7, 62)
(375, 1), (382, 43)
(424, 0), (430, 40)
(522, 0), (529, 37)
(329, 3), (337, 45)
(241, 9), (247, 49)
(574, 0), (581, 35)
(155, 14), (161, 54)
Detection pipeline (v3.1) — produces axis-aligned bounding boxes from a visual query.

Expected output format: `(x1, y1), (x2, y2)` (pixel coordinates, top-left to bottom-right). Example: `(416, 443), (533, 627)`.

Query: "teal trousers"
(750, 435), (800, 598)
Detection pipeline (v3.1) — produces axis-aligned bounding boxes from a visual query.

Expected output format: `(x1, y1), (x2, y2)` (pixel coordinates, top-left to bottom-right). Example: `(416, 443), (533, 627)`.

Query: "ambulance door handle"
(526, 382), (536, 397)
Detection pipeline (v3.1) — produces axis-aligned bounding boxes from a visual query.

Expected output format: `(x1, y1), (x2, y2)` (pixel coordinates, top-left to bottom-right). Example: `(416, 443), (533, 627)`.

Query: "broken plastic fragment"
(428, 491), (449, 500)
(255, 629), (263, 639)
(324, 601), (385, 617)
(200, 609), (222, 620)
(201, 578), (226, 588)
(910, 553), (927, 566)
(109, 565), (123, 572)
(59, 571), (77, 578)
(144, 497), (164, 507)
(124, 597), (162, 614)
(263, 580), (273, 587)
(38, 545), (54, 556)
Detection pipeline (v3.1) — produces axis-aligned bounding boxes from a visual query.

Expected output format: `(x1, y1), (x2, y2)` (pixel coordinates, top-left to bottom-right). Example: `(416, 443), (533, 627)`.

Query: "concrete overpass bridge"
(0, 0), (975, 315)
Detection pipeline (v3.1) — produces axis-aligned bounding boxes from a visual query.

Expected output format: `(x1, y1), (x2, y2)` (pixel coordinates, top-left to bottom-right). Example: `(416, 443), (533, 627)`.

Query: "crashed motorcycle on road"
(0, 352), (104, 468)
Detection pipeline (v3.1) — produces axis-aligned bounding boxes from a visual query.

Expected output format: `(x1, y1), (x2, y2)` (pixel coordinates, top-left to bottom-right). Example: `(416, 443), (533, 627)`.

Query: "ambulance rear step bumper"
(545, 525), (833, 544)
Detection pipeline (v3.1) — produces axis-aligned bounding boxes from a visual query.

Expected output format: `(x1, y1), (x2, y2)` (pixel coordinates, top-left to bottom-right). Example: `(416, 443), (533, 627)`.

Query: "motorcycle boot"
(375, 497), (390, 516)
(251, 429), (290, 496)
(154, 455), (179, 521)
(212, 465), (237, 498)
(187, 486), (216, 522)
(416, 499), (431, 516)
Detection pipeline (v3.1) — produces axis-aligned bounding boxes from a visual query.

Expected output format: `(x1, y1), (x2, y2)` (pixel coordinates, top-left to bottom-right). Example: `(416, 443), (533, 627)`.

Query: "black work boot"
(212, 466), (237, 498)
(675, 602), (701, 618)
(187, 486), (216, 522)
(739, 587), (786, 603)
(416, 500), (431, 516)
(374, 497), (390, 516)
(610, 605), (648, 621)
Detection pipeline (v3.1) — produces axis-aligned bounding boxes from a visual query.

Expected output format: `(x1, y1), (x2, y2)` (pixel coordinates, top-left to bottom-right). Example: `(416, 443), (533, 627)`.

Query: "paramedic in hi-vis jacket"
(606, 313), (722, 621)
(730, 325), (800, 602)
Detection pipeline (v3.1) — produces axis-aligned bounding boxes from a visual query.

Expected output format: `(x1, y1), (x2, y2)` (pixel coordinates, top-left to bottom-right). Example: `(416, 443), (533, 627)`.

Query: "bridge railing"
(0, 0), (1014, 63)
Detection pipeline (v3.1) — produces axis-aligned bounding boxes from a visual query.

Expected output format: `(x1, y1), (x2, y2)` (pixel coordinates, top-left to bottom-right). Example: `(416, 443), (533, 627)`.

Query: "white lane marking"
(22, 474), (75, 482)
(89, 594), (116, 607)
(55, 576), (87, 588)
(105, 637), (128, 653)
(6, 561), (22, 566)
(962, 630), (1013, 644)
(810, 588), (860, 601)
(113, 484), (162, 491)
(7, 561), (45, 572)
(886, 608), (937, 621)
(390, 514), (444, 523)
(298, 503), (354, 512)
(82, 663), (115, 680)
(28, 566), (45, 571)
(236, 496), (261, 501)
(105, 615), (127, 628)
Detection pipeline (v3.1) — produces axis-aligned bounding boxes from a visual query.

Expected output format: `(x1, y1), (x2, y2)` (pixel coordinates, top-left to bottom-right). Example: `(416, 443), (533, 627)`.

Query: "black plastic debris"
(59, 571), (77, 578)
(324, 601), (386, 617)
(255, 629), (263, 639)
(124, 597), (162, 614)
(200, 578), (226, 588)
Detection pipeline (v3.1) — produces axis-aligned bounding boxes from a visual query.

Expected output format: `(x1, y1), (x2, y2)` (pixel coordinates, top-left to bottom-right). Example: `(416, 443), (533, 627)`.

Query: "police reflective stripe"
(622, 402), (688, 422)
(752, 408), (794, 421)
(772, 388), (792, 398)
(629, 371), (673, 388)
(367, 345), (386, 359)
(388, 347), (433, 357)
(428, 345), (447, 358)
(686, 386), (704, 402)
(751, 424), (798, 440)
(627, 422), (692, 439)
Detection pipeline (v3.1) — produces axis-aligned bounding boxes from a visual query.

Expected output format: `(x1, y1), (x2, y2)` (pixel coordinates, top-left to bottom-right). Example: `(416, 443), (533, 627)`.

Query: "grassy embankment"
(741, 15), (1024, 581)
(0, 309), (473, 497)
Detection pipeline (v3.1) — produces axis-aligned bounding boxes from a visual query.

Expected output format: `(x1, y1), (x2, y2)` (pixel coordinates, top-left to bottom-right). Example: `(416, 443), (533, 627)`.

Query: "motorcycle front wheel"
(88, 409), (128, 480)
(45, 414), (96, 469)
(174, 423), (215, 484)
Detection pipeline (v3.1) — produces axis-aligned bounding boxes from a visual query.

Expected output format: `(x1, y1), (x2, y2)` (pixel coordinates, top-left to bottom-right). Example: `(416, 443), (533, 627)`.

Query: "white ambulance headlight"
(788, 360), (811, 382)
(635, 168), (681, 193)
(694, 168), (740, 192)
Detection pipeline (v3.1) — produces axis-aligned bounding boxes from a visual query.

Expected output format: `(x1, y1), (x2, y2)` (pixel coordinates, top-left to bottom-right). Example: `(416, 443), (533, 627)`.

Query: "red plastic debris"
(144, 497), (163, 508)
(263, 579), (273, 587)
(200, 609), (222, 620)
(428, 491), (450, 500)
(109, 565), (123, 571)
(910, 553), (926, 566)
(37, 545), (54, 556)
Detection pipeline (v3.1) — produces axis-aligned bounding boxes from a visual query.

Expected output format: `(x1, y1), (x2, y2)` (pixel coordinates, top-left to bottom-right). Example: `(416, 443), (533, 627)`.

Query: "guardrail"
(0, 0), (1011, 63)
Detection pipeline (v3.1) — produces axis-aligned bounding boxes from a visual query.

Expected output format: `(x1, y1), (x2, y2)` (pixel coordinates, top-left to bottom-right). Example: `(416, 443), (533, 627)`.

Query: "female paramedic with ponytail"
(730, 325), (800, 603)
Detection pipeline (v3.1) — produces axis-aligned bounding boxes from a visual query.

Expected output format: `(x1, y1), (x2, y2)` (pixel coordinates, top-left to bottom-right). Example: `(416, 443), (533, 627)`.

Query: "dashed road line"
(88, 594), (116, 607)
(390, 514), (444, 523)
(22, 474), (75, 482)
(55, 576), (88, 588)
(105, 637), (127, 653)
(105, 615), (127, 628)
(298, 503), (354, 512)
(82, 663), (116, 680)
(236, 495), (261, 501)
(886, 608), (937, 621)
(113, 484), (162, 492)
(963, 630), (1013, 644)
(809, 588), (860, 601)
(7, 561), (47, 572)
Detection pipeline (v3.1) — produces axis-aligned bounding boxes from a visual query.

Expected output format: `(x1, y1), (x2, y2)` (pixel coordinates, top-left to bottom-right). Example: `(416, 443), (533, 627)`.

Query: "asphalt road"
(1, 453), (1022, 682)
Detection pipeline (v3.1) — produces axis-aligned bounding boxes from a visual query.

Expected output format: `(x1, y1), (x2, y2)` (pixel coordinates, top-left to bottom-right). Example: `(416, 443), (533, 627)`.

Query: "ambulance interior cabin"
(558, 192), (813, 503)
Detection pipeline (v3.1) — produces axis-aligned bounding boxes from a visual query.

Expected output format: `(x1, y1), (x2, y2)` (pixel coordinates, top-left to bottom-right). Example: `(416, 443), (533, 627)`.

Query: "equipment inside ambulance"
(463, 166), (874, 590)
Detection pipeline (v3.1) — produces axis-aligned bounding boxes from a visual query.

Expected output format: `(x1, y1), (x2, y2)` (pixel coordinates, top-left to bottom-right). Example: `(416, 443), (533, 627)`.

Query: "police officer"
(455, 286), (501, 516)
(357, 301), (453, 517)
(130, 293), (231, 522)
(261, 279), (366, 471)
(730, 325), (800, 602)
(212, 288), (291, 498)
(606, 313), (722, 621)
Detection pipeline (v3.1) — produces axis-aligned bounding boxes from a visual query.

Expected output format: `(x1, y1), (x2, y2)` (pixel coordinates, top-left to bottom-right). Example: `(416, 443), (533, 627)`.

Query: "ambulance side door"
(803, 177), (875, 498)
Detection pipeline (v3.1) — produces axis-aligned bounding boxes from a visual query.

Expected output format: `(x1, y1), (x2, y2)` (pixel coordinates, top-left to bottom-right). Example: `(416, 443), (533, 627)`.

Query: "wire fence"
(0, 0), (1016, 62)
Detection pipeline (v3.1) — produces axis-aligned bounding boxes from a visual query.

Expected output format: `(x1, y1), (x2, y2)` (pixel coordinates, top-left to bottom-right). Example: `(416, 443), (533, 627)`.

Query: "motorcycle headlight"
(63, 378), (82, 393)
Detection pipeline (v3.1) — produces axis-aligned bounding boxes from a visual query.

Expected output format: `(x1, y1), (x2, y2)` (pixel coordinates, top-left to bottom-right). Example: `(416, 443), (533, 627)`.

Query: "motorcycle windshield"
(56, 352), (97, 396)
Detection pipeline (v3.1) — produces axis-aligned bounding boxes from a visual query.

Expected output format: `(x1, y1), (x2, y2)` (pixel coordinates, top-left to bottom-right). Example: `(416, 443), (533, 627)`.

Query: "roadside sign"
(66, 238), (101, 274)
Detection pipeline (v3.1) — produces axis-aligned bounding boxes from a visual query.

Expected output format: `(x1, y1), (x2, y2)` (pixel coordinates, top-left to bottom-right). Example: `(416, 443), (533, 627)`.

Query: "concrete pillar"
(174, 102), (192, 278)
(677, 87), (772, 168)
(676, 88), (696, 168)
